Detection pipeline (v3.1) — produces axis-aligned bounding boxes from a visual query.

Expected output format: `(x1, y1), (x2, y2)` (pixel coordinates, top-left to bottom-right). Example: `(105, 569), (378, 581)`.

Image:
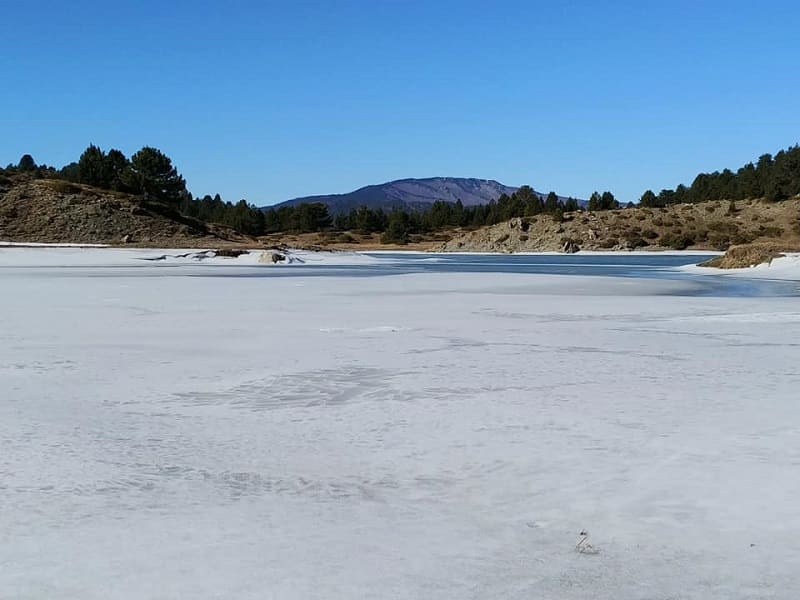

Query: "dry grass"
(700, 241), (800, 269)
(45, 179), (82, 194)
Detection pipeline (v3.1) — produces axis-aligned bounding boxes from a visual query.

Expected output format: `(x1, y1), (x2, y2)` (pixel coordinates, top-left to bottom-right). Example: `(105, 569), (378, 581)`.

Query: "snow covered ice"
(1, 248), (800, 599)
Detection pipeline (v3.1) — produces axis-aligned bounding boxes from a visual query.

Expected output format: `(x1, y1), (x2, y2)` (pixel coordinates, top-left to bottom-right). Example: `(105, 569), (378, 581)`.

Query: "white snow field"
(2, 248), (800, 599)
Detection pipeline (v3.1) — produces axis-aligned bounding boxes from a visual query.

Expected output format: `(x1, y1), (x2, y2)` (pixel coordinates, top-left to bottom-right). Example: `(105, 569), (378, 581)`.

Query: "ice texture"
(1, 249), (799, 599)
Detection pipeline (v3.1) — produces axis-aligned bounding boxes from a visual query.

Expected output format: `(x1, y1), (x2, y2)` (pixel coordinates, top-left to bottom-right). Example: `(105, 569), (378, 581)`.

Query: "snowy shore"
(2, 247), (799, 598)
(680, 252), (800, 281)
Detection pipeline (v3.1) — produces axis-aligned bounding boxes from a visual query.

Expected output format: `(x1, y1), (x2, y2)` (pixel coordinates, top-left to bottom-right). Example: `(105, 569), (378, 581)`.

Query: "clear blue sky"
(2, 1), (799, 205)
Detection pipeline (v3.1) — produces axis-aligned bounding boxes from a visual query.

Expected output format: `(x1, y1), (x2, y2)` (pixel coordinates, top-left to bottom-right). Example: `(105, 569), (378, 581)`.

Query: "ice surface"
(1, 249), (799, 599)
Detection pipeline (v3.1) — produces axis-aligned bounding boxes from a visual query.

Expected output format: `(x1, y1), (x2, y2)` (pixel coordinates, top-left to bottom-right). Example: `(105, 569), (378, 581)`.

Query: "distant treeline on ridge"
(639, 145), (800, 207)
(4, 143), (800, 242)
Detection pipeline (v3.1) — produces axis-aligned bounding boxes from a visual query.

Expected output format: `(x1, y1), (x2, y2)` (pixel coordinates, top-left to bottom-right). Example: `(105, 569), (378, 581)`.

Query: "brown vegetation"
(699, 241), (800, 269)
(438, 198), (800, 253)
(0, 173), (255, 247)
(2, 170), (799, 254)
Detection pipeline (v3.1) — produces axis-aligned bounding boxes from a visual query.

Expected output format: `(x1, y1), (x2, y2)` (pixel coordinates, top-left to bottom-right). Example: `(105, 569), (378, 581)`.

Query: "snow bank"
(0, 241), (109, 247)
(680, 252), (800, 281)
(0, 247), (381, 268)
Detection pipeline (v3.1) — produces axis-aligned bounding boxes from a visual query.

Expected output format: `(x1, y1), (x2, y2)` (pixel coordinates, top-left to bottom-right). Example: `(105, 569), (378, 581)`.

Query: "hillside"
(267, 177), (569, 214)
(0, 173), (253, 247)
(437, 198), (800, 253)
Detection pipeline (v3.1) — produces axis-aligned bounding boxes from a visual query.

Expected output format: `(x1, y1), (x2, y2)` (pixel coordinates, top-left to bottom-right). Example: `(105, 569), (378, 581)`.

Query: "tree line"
(4, 146), (267, 236)
(7, 141), (800, 241)
(639, 144), (800, 207)
(260, 187), (587, 242)
(2, 148), (610, 242)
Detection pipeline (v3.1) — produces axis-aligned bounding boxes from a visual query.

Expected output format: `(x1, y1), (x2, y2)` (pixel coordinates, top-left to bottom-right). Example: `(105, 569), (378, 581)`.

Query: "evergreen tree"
(600, 191), (618, 210)
(381, 211), (412, 244)
(639, 189), (658, 207)
(58, 162), (80, 182)
(17, 154), (36, 171)
(105, 149), (130, 191)
(78, 144), (109, 187)
(544, 191), (560, 212)
(124, 147), (186, 204)
(657, 189), (676, 206)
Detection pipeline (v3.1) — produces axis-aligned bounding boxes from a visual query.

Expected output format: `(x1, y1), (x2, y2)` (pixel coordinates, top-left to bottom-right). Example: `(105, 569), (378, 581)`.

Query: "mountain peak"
(265, 176), (522, 214)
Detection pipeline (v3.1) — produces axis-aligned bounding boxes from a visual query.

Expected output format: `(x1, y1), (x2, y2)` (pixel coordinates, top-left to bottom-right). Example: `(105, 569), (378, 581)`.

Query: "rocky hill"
(267, 177), (573, 214)
(0, 173), (253, 246)
(438, 198), (800, 253)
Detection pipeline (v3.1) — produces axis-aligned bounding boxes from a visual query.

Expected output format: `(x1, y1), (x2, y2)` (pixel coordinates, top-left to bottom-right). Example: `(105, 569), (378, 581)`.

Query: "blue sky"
(2, 1), (799, 205)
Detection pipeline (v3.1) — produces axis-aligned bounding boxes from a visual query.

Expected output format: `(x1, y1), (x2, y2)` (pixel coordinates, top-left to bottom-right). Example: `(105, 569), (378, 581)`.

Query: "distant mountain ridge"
(264, 177), (577, 215)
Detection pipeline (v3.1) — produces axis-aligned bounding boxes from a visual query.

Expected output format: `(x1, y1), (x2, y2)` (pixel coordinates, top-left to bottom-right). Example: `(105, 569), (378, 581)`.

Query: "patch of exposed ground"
(0, 174), (255, 247)
(437, 198), (800, 253)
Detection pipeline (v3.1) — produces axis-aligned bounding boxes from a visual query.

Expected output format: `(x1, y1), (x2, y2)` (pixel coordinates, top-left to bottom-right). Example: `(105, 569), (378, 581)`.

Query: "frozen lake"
(2, 248), (800, 598)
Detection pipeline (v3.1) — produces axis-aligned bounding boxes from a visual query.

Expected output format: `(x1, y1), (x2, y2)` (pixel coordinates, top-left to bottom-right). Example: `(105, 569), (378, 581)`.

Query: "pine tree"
(78, 144), (109, 187)
(639, 190), (658, 207)
(105, 149), (130, 191)
(600, 191), (618, 210)
(544, 191), (560, 212)
(17, 154), (36, 171)
(124, 147), (186, 204)
(381, 211), (412, 244)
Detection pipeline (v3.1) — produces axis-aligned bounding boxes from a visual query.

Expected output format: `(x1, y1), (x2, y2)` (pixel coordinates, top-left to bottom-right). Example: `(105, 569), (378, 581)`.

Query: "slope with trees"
(639, 145), (800, 207)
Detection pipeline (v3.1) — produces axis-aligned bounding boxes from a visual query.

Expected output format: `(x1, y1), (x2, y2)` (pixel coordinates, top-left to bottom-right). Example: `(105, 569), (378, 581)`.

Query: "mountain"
(265, 177), (570, 214)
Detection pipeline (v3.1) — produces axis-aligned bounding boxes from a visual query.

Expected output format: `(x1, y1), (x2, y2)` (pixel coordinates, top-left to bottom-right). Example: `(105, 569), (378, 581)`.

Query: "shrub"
(642, 229), (658, 239)
(660, 232), (694, 250)
(47, 180), (81, 194)
(625, 235), (648, 248)
(708, 221), (739, 234)
(707, 234), (731, 250)
(757, 226), (783, 238)
(731, 231), (756, 245)
(380, 230), (408, 244)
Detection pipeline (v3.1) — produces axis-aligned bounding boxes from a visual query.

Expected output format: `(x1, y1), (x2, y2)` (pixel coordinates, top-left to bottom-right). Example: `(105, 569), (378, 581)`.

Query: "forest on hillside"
(638, 145), (800, 207)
